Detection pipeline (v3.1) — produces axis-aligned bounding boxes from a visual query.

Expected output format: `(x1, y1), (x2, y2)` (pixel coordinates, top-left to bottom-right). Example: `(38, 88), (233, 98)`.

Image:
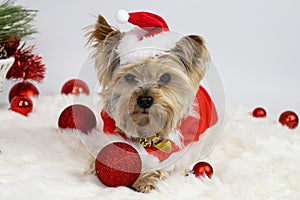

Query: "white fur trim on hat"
(117, 29), (182, 65)
(115, 9), (130, 23)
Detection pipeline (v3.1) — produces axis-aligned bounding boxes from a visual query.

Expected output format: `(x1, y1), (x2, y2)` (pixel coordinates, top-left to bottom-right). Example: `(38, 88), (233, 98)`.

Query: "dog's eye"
(124, 73), (136, 84)
(159, 73), (171, 84)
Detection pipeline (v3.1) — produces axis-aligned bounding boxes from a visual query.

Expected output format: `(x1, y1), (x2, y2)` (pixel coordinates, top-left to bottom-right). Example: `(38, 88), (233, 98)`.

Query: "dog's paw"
(84, 156), (96, 175)
(132, 180), (155, 193)
(132, 170), (169, 193)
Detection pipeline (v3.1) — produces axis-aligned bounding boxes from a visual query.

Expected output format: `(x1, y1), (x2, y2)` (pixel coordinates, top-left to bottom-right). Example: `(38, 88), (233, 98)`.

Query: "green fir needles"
(0, 0), (37, 42)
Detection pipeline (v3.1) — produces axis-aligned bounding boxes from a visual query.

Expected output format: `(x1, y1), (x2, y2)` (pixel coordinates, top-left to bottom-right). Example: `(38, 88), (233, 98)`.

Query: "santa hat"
(115, 10), (182, 65)
(116, 9), (169, 37)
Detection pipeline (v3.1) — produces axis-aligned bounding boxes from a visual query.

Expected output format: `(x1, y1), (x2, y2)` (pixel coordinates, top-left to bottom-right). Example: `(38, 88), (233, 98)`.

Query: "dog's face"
(105, 55), (199, 139)
(88, 16), (210, 140)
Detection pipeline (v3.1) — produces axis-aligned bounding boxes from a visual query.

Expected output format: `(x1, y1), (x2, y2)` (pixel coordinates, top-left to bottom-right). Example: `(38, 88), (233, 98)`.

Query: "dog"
(86, 10), (217, 193)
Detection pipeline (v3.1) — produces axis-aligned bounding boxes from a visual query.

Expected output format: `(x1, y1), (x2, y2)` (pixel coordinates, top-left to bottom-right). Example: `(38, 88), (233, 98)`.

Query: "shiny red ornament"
(61, 79), (90, 96)
(192, 161), (213, 178)
(58, 104), (96, 133)
(10, 95), (33, 116)
(252, 107), (267, 118)
(95, 142), (142, 187)
(279, 111), (299, 129)
(9, 81), (39, 102)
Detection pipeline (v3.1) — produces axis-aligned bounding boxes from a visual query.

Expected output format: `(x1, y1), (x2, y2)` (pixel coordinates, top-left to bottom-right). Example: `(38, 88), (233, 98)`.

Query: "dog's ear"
(86, 15), (122, 88)
(170, 35), (210, 88)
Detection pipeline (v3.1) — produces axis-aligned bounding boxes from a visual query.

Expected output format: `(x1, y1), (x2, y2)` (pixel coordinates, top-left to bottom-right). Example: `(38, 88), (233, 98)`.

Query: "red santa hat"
(116, 9), (169, 37)
(115, 10), (182, 65)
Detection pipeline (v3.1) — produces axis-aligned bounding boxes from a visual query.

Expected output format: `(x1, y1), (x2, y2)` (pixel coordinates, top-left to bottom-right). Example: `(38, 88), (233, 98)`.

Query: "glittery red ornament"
(2, 36), (20, 58)
(279, 111), (298, 129)
(95, 142), (142, 187)
(58, 104), (97, 133)
(9, 81), (39, 102)
(252, 107), (267, 118)
(61, 79), (90, 96)
(6, 43), (45, 83)
(192, 161), (213, 178)
(10, 95), (33, 116)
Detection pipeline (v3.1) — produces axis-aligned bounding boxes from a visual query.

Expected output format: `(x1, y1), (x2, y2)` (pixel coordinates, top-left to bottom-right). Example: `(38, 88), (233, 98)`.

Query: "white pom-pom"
(115, 9), (130, 23)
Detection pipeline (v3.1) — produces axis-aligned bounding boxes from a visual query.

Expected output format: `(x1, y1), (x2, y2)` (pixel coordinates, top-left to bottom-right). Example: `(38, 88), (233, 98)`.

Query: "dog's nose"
(137, 96), (154, 109)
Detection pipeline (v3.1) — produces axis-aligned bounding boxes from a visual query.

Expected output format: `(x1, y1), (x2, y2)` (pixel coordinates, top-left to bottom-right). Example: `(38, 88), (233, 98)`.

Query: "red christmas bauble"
(279, 111), (298, 129)
(95, 142), (142, 187)
(10, 95), (33, 116)
(9, 81), (39, 102)
(58, 104), (97, 133)
(61, 79), (90, 96)
(192, 161), (213, 178)
(252, 107), (267, 118)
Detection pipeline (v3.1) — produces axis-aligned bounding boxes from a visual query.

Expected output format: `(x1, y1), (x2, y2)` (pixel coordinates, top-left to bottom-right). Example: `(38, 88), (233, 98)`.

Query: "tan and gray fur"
(87, 15), (210, 193)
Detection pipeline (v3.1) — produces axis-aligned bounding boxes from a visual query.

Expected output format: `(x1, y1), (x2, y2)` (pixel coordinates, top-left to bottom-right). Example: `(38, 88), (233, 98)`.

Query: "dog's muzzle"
(137, 96), (154, 109)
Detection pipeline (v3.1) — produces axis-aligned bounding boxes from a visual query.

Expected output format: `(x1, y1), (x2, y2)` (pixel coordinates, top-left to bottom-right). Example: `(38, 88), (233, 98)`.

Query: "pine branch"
(0, 0), (37, 42)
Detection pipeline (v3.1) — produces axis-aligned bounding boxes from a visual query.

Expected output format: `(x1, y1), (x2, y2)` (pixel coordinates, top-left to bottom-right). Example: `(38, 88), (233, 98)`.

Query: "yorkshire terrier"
(86, 10), (217, 193)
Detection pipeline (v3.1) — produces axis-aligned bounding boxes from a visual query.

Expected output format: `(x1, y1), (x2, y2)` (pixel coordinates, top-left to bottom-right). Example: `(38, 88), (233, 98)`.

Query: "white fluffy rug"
(0, 95), (300, 200)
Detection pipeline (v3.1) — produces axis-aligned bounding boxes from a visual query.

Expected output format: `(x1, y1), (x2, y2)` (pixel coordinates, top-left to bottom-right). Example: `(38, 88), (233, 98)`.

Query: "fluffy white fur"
(0, 95), (300, 199)
(117, 29), (182, 65)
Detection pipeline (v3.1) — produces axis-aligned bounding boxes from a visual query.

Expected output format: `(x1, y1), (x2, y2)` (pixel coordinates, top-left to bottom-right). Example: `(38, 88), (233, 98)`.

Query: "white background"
(1, 0), (299, 116)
